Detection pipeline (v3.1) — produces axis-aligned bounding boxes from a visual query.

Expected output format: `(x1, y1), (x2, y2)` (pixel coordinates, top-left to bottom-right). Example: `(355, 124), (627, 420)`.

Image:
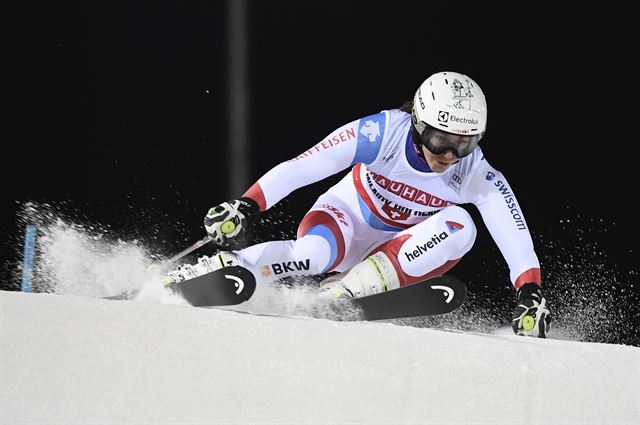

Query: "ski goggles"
(416, 124), (481, 159)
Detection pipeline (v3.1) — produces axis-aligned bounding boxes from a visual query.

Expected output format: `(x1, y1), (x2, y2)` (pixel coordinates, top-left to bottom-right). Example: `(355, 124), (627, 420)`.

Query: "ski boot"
(317, 252), (400, 299)
(164, 251), (239, 285)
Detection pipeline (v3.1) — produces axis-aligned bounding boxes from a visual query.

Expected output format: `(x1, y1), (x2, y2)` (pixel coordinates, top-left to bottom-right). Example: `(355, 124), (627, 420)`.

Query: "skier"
(167, 71), (551, 337)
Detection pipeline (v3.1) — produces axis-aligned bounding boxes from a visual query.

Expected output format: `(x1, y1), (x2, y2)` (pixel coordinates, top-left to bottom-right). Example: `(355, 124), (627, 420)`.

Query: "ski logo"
(270, 259), (311, 275)
(431, 285), (454, 303)
(225, 274), (245, 294)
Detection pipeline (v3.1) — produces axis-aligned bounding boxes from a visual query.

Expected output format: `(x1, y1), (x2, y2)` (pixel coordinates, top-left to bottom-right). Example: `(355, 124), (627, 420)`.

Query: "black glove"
(204, 197), (260, 250)
(512, 283), (551, 338)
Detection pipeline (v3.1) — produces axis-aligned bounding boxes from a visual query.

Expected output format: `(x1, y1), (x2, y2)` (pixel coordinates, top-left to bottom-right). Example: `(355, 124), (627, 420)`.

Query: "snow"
(3, 210), (639, 424)
(2, 290), (639, 424)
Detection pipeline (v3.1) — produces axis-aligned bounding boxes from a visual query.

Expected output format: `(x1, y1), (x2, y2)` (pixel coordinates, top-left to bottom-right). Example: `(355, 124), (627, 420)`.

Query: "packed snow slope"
(2, 290), (638, 425)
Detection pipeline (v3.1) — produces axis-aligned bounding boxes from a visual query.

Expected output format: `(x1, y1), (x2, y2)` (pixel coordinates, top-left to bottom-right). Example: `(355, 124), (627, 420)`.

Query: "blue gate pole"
(21, 224), (37, 292)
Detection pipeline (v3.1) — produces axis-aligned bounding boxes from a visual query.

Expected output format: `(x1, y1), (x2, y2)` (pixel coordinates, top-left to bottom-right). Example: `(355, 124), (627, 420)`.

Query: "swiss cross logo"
(259, 265), (272, 277)
(438, 111), (449, 123)
(381, 204), (410, 221)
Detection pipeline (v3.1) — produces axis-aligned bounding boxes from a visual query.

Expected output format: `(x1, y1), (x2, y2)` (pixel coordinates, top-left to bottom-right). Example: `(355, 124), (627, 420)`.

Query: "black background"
(8, 2), (638, 343)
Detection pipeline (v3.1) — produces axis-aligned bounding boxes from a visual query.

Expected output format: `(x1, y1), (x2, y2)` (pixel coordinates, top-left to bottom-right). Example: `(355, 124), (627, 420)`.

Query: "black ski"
(103, 266), (256, 307)
(168, 266), (256, 306)
(350, 275), (466, 321)
(104, 267), (465, 321)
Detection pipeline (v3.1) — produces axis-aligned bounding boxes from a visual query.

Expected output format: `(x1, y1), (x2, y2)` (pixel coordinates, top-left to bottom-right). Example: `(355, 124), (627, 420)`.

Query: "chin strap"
(410, 127), (429, 163)
(415, 144), (428, 163)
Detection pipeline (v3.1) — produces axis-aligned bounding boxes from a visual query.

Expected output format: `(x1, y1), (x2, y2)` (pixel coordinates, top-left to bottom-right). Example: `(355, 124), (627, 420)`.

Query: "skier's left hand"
(512, 283), (551, 338)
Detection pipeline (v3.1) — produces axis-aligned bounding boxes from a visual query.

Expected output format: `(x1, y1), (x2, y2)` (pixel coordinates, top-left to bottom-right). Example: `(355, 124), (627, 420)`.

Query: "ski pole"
(104, 235), (214, 300)
(165, 235), (213, 264)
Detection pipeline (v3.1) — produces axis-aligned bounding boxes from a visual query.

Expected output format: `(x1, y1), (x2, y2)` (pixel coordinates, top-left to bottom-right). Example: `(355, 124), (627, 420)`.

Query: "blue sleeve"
(351, 112), (386, 165)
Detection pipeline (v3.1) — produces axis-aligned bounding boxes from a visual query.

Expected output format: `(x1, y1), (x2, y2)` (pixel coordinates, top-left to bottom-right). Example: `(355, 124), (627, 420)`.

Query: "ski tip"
(167, 265), (257, 307)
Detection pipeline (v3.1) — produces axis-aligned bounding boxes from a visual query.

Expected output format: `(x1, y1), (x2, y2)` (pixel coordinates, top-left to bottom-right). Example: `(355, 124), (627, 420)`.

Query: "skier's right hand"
(204, 197), (260, 250)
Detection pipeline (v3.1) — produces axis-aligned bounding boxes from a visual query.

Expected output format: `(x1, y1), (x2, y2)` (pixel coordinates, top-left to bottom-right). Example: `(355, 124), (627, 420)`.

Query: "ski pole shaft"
(166, 235), (213, 264)
(21, 224), (37, 292)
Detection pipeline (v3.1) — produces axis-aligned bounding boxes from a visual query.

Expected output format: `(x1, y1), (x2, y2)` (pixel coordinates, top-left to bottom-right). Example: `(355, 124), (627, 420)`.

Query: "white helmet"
(412, 71), (487, 138)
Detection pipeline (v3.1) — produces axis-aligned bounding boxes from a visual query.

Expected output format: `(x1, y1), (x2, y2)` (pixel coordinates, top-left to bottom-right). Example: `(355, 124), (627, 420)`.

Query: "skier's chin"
(428, 158), (457, 173)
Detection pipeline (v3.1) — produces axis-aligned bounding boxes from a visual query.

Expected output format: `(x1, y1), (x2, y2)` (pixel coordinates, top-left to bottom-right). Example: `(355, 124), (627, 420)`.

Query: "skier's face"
(421, 144), (458, 173)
